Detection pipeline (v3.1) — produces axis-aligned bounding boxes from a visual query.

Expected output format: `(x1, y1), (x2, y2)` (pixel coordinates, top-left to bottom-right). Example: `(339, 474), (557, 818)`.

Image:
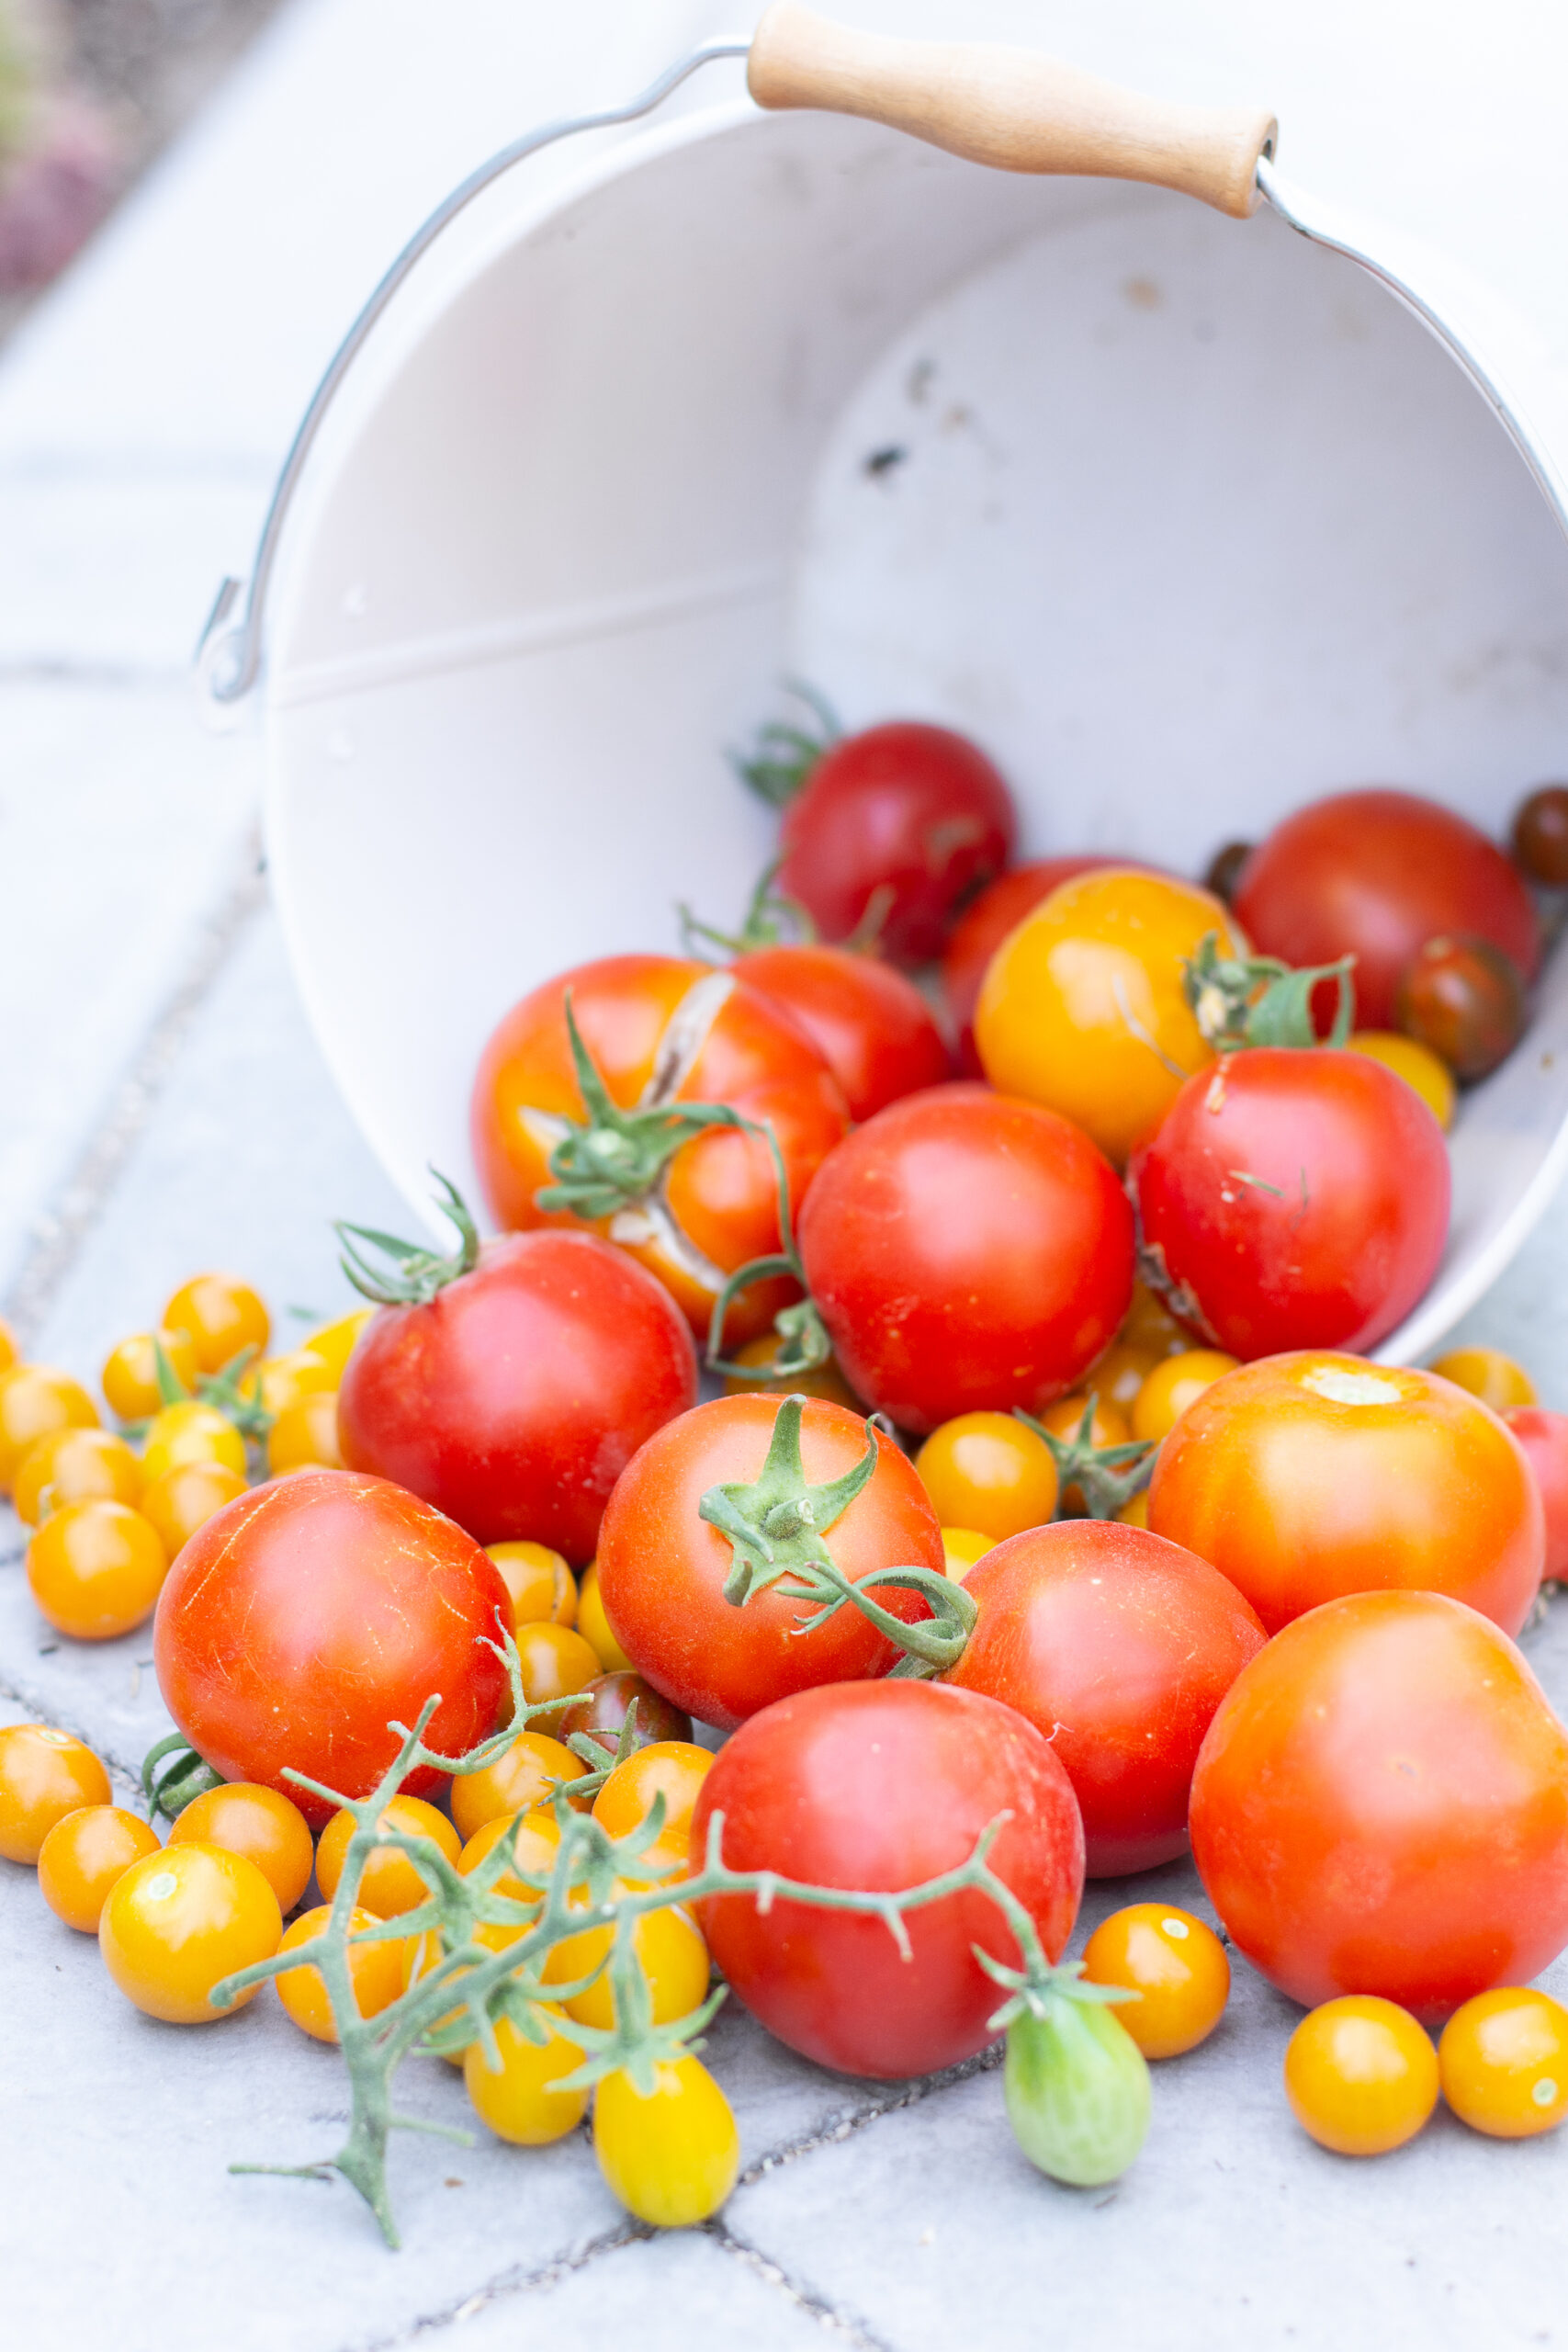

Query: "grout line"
(706, 2225), (900, 2350)
(0, 1661), (146, 1793)
(737, 2042), (1005, 2191)
(355, 2221), (651, 2348)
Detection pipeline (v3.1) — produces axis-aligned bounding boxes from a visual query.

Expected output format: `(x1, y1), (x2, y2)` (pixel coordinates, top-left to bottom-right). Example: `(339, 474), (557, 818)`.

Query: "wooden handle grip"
(747, 3), (1276, 220)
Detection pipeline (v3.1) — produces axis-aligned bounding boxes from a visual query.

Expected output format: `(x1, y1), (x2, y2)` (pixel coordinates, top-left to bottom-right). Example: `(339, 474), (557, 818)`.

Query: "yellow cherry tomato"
(1438, 1988), (1568, 2138)
(141, 1399), (246, 1484)
(162, 1273), (270, 1375)
(1084, 1342), (1159, 1415)
(1116, 1491), (1151, 1529)
(513, 1621), (602, 1707)
(0, 1724), (112, 1861)
(27, 1499), (167, 1640)
(1130, 1350), (1241, 1444)
(1080, 1904), (1231, 2059)
(38, 1804), (161, 1932)
(720, 1331), (863, 1408)
(915, 1411), (1059, 1543)
(594, 2057), (740, 2227)
(275, 1904), (405, 2041)
(941, 1525), (993, 1580)
(100, 1329), (200, 1423)
(975, 868), (1243, 1165)
(402, 1928), (476, 2063)
(239, 1348), (334, 1419)
(1347, 1030), (1456, 1130)
(578, 1560), (633, 1673)
(316, 1794), (459, 1920)
(1037, 1392), (1131, 1446)
(299, 1308), (374, 1383)
(1121, 1279), (1191, 1359)
(545, 1886), (709, 2029)
(0, 1314), (16, 1374)
(450, 1731), (581, 1843)
(465, 2007), (589, 2143)
(140, 1459), (248, 1557)
(1429, 1347), (1538, 1413)
(0, 1364), (98, 1492)
(1284, 1996), (1439, 2156)
(167, 1782), (314, 1913)
(459, 1809), (563, 1953)
(486, 1540), (578, 1632)
(13, 1426), (142, 1526)
(592, 1742), (713, 1873)
(99, 1842), (281, 2023)
(265, 1390), (344, 1476)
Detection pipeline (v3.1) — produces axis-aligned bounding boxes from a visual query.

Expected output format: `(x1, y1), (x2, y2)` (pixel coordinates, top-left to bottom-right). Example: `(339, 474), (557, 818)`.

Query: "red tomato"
(338, 1229), (695, 1560)
(1504, 1407), (1568, 1583)
(1190, 1590), (1568, 2019)
(729, 944), (951, 1121)
(795, 1085), (1134, 1434)
(943, 1521), (1265, 1875)
(1234, 789), (1540, 1030)
(941, 856), (1129, 1075)
(690, 1679), (1083, 2077)
(595, 1394), (945, 1730)
(1150, 1354), (1543, 1636)
(1127, 1048), (1450, 1359)
(777, 723), (1015, 967)
(471, 955), (848, 1341)
(153, 1472), (510, 1826)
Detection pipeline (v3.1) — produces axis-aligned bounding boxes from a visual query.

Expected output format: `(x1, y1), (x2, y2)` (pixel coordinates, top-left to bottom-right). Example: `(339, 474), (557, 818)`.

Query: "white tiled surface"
(7, 1), (1568, 2343)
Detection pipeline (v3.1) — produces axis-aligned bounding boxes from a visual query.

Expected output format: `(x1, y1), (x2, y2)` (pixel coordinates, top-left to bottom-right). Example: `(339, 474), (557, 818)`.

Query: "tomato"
(1129, 1351), (1239, 1444)
(1430, 1346), (1535, 1411)
(298, 1308), (373, 1382)
(941, 1526), (994, 1578)
(38, 1805), (161, 1931)
(513, 1623), (602, 1707)
(13, 1426), (141, 1526)
(450, 1731), (581, 1842)
(720, 1331), (863, 1408)
(166, 1782), (314, 1913)
(457, 1809), (561, 1950)
(0, 1724), (111, 1861)
(1345, 1028), (1455, 1127)
(265, 1389), (344, 1476)
(592, 1741), (713, 1880)
(543, 1883), (709, 2029)
(771, 720), (1016, 967)
(557, 1672), (694, 1758)
(1439, 1989), (1568, 2137)
(0, 1364), (98, 1491)
(1080, 1904), (1230, 2058)
(339, 1225), (698, 1560)
(1004, 1993), (1151, 2188)
(1150, 1354), (1542, 1634)
(795, 1087), (1134, 1434)
(1513, 784), (1568, 886)
(28, 1500), (167, 1640)
(1504, 1407), (1568, 1580)
(691, 1679), (1083, 2077)
(100, 1329), (200, 1423)
(485, 1541), (576, 1631)
(593, 2057), (740, 2227)
(140, 1460), (248, 1558)
(944, 1521), (1264, 1874)
(0, 1314), (15, 1374)
(1284, 1997), (1439, 2155)
(1190, 1590), (1568, 2018)
(730, 943), (952, 1120)
(470, 955), (849, 1342)
(465, 2009), (589, 2143)
(1120, 1279), (1192, 1359)
(1398, 933), (1526, 1080)
(975, 869), (1243, 1165)
(915, 1412), (1058, 1542)
(1084, 1342), (1160, 1415)
(238, 1349), (334, 1420)
(275, 1904), (404, 2041)
(162, 1273), (270, 1375)
(316, 1794), (460, 1918)
(596, 1395), (944, 1729)
(942, 857), (1127, 1074)
(576, 1561), (632, 1674)
(100, 1842), (281, 2022)
(1234, 788), (1540, 1031)
(153, 1471), (510, 1826)
(141, 1400), (246, 1484)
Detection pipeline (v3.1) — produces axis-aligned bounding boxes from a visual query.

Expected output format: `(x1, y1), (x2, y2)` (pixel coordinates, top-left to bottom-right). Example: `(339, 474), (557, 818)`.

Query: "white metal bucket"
(255, 89), (1568, 1365)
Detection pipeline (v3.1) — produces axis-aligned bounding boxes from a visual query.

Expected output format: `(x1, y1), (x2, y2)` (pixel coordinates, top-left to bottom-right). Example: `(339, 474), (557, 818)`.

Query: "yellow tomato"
(1081, 1904), (1230, 2059)
(1438, 1988), (1568, 2138)
(38, 1804), (161, 1932)
(720, 1331), (863, 1408)
(465, 2008), (589, 2143)
(0, 1364), (98, 1492)
(1116, 1491), (1151, 1529)
(594, 2058), (739, 2227)
(168, 1782), (314, 1913)
(592, 1742), (713, 1879)
(1131, 1350), (1240, 1444)
(1429, 1347), (1537, 1413)
(513, 1622), (602, 1707)
(1347, 1030), (1456, 1130)
(265, 1390), (344, 1476)
(141, 1399), (246, 1484)
(1085, 1342), (1160, 1415)
(13, 1427), (141, 1526)
(451, 1731), (581, 1843)
(1121, 1280), (1191, 1359)
(578, 1560), (633, 1673)
(545, 1884), (709, 2030)
(0, 1724), (112, 1861)
(941, 1525), (994, 1580)
(162, 1273), (270, 1375)
(975, 869), (1243, 1164)
(0, 1314), (16, 1374)
(100, 1329), (200, 1423)
(275, 1904), (404, 2041)
(458, 1807), (562, 1950)
(27, 1500), (167, 1640)
(99, 1842), (281, 2024)
(239, 1348), (334, 1419)
(915, 1411), (1058, 1542)
(141, 1460), (248, 1557)
(299, 1308), (374, 1382)
(316, 1795), (460, 1920)
(1284, 1996), (1439, 2156)
(486, 1540), (578, 1633)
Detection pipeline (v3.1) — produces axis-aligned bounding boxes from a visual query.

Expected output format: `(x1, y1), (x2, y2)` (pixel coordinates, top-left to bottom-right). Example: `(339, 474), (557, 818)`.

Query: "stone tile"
(436, 2227), (837, 2349)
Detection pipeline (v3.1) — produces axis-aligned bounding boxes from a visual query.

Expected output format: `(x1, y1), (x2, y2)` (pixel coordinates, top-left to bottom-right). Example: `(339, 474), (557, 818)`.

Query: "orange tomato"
(457, 1808), (562, 1950)
(1284, 1996), (1438, 2155)
(1080, 1903), (1230, 2058)
(1131, 1350), (1240, 1445)
(1346, 1031), (1456, 1129)
(316, 1795), (460, 1920)
(450, 1731), (581, 1843)
(265, 1389), (344, 1476)
(592, 1741), (713, 1881)
(1120, 1280), (1191, 1359)
(27, 1500), (167, 1640)
(577, 1561), (633, 1673)
(239, 1349), (334, 1419)
(99, 1843), (281, 2023)
(162, 1274), (270, 1375)
(0, 1364), (98, 1492)
(38, 1804), (160, 1931)
(100, 1329), (200, 1423)
(0, 1724), (111, 1861)
(513, 1622), (601, 1707)
(0, 1314), (16, 1374)
(1439, 1988), (1568, 2138)
(486, 1540), (577, 1632)
(275, 1903), (404, 2041)
(167, 1782), (314, 1913)
(141, 1459), (249, 1558)
(1084, 1342), (1159, 1415)
(1428, 1347), (1537, 1413)
(13, 1427), (141, 1526)
(915, 1412), (1058, 1542)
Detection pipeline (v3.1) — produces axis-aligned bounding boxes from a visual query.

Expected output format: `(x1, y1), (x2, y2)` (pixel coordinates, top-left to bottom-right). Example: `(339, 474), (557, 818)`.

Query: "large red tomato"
(1128, 1047), (1450, 1358)
(1149, 1353), (1543, 1635)
(153, 1472), (510, 1825)
(1505, 1406), (1568, 1582)
(690, 1679), (1084, 2076)
(941, 856), (1129, 1075)
(470, 955), (848, 1340)
(731, 943), (952, 1121)
(337, 1228), (696, 1561)
(1234, 788), (1540, 1029)
(1190, 1590), (1568, 2018)
(794, 1084), (1134, 1434)
(595, 1393), (943, 1730)
(943, 1521), (1265, 1875)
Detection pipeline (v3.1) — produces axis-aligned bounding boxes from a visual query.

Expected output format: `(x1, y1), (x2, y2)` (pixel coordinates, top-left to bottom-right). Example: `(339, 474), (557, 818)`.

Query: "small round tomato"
(265, 1389), (344, 1476)
(592, 1742), (714, 1877)
(14, 1427), (141, 1526)
(299, 1309), (374, 1383)
(1080, 1904), (1230, 2059)
(941, 1526), (994, 1578)
(557, 1673), (694, 1759)
(100, 1842), (281, 2022)
(1399, 933), (1526, 1081)
(1116, 1492), (1150, 1529)
(942, 856), (1127, 1073)
(141, 1400), (246, 1485)
(1150, 1354), (1542, 1634)
(1346, 1030), (1455, 1128)
(731, 943), (952, 1120)
(1285, 1997), (1439, 2155)
(544, 1885), (709, 2029)
(316, 1795), (460, 1919)
(1120, 1280), (1193, 1360)
(0, 1314), (16, 1374)
(720, 1332), (863, 1408)
(0, 1364), (98, 1492)
(513, 1623), (602, 1707)
(577, 1561), (633, 1674)
(915, 1412), (1059, 1543)
(1513, 784), (1568, 886)
(140, 1460), (248, 1559)
(0, 1724), (111, 1861)
(485, 1541), (577, 1631)
(1504, 1406), (1568, 1581)
(38, 1805), (160, 1931)
(975, 869), (1242, 1165)
(594, 2057), (740, 2227)
(1202, 839), (1253, 905)
(465, 2008), (589, 2143)
(450, 1731), (581, 1843)
(1429, 1346), (1536, 1412)
(162, 1274), (270, 1375)
(240, 1349), (334, 1419)
(28, 1500), (167, 1640)
(1084, 1342), (1160, 1416)
(100, 1329), (201, 1423)
(275, 1904), (404, 2041)
(166, 1782), (314, 1913)
(1130, 1351), (1240, 1445)
(1439, 1988), (1568, 2138)
(457, 1808), (561, 1950)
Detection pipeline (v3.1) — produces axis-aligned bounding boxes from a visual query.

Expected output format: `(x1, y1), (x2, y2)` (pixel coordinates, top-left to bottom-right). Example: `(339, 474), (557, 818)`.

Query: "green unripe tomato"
(1004, 1994), (1152, 2187)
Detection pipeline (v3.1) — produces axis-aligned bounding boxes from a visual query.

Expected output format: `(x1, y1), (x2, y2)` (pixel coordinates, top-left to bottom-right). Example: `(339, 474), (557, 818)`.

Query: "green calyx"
(1184, 931), (1356, 1052)
(1017, 1399), (1157, 1522)
(705, 1125), (832, 1380)
(141, 1732), (224, 1826)
(336, 1170), (480, 1307)
(729, 678), (840, 809)
(144, 1332), (273, 1443)
(677, 857), (817, 959)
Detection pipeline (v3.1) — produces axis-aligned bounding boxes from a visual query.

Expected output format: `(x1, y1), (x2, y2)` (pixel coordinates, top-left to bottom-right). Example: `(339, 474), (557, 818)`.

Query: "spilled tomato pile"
(6, 716), (1568, 2240)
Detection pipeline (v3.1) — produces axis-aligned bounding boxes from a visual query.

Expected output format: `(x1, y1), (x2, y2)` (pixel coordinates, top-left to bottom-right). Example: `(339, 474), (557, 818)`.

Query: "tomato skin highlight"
(690, 1679), (1084, 2079)
(796, 1085), (1134, 1435)
(730, 944), (952, 1122)
(153, 1471), (511, 1826)
(1190, 1590), (1568, 2021)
